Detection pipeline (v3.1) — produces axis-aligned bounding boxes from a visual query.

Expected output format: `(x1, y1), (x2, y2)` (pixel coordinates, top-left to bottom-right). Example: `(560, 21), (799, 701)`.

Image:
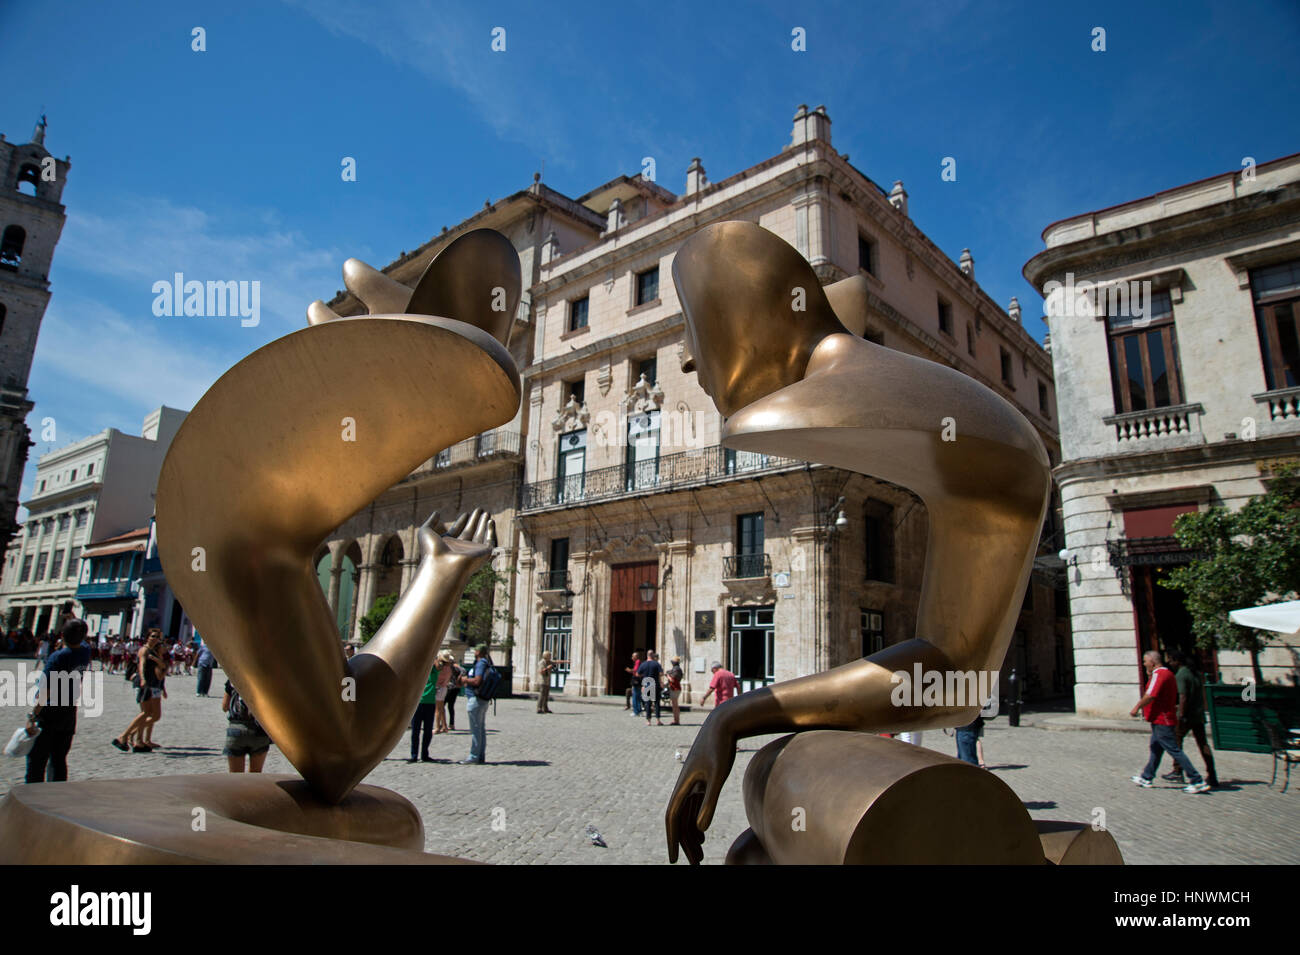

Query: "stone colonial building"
(1, 406), (186, 637)
(316, 106), (1067, 702)
(1024, 152), (1300, 719)
(0, 117), (71, 554)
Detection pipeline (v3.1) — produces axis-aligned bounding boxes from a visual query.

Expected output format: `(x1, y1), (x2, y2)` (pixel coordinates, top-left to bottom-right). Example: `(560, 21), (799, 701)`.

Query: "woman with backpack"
(222, 679), (271, 772)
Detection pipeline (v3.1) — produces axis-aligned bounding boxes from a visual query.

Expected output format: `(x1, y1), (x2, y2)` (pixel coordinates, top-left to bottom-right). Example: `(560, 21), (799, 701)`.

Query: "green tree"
(1161, 465), (1300, 682)
(455, 565), (517, 662)
(358, 593), (398, 644)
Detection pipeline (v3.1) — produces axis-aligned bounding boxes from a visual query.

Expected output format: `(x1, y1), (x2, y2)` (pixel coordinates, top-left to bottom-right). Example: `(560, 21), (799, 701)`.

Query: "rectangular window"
(50, 550), (64, 580)
(635, 266), (659, 306)
(966, 322), (976, 356)
(1251, 260), (1300, 390)
(70, 469), (77, 481)
(938, 297), (953, 336)
(1038, 381), (1049, 416)
(35, 551), (49, 582)
(557, 429), (587, 503)
(1106, 291), (1182, 413)
(858, 233), (876, 276)
(636, 355), (658, 386)
(37, 480), (44, 492)
(541, 613), (572, 690)
(66, 546), (80, 578)
(20, 554), (33, 583)
(565, 377), (585, 407)
(626, 409), (661, 490)
(76, 511), (87, 527)
(568, 295), (589, 332)
(87, 462), (94, 476)
(547, 538), (569, 591)
(57, 513), (69, 531)
(860, 609), (885, 657)
(737, 512), (764, 555)
(864, 498), (895, 583)
(1000, 347), (1014, 388)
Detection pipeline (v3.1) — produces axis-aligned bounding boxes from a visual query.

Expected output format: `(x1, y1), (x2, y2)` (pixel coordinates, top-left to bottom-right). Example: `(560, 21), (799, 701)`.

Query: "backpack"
(475, 657), (502, 702)
(228, 686), (263, 733)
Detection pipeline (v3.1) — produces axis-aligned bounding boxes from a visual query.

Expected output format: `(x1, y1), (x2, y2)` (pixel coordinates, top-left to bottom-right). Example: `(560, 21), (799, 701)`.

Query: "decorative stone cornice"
(623, 373), (664, 414)
(551, 396), (590, 433)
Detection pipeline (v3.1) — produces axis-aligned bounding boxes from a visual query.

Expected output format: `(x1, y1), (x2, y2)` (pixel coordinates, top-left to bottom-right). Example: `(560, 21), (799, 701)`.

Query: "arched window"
(17, 165), (40, 197)
(0, 226), (26, 269)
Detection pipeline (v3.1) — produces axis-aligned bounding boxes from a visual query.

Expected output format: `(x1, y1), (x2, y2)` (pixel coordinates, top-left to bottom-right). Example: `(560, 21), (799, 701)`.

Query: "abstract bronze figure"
(0, 230), (523, 863)
(664, 221), (1121, 865)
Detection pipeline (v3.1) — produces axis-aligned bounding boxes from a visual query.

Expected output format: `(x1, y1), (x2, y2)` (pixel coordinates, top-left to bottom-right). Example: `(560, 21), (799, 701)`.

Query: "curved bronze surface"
(732, 733), (1046, 865)
(154, 235), (522, 806)
(0, 774), (477, 864)
(665, 221), (1054, 864)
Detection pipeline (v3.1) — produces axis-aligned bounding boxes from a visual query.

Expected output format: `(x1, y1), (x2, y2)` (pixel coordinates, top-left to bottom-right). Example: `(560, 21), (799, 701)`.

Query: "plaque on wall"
(694, 610), (715, 642)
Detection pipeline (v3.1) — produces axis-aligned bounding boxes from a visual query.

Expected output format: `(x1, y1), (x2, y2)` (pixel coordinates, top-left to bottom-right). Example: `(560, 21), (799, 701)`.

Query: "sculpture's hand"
(666, 707), (736, 864)
(418, 508), (498, 582)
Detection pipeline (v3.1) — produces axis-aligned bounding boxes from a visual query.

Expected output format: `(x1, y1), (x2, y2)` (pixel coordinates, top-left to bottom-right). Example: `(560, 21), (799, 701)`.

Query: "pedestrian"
(639, 650), (664, 726)
(109, 637), (125, 674)
(344, 643), (356, 659)
(626, 650), (644, 715)
(36, 635), (49, 665)
(1162, 649), (1219, 788)
(194, 641), (216, 696)
(457, 645), (491, 764)
(444, 657), (462, 731)
(222, 679), (271, 773)
(433, 650), (455, 733)
(112, 629), (166, 753)
(24, 619), (93, 783)
(408, 663), (438, 763)
(955, 714), (984, 766)
(699, 661), (739, 707)
(537, 650), (556, 714)
(665, 656), (684, 724)
(1130, 649), (1210, 793)
(96, 632), (110, 671)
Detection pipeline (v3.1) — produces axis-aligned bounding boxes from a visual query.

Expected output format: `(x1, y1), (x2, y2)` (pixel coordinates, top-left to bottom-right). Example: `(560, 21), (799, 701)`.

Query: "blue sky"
(2, 0), (1297, 512)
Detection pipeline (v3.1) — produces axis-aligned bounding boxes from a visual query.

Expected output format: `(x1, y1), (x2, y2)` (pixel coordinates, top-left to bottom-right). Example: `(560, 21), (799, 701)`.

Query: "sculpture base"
(0, 774), (478, 865)
(729, 732), (1123, 865)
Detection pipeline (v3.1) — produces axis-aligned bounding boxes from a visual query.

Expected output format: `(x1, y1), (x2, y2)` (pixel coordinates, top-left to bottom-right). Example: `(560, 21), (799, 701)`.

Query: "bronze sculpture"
(0, 230), (522, 862)
(665, 221), (1121, 865)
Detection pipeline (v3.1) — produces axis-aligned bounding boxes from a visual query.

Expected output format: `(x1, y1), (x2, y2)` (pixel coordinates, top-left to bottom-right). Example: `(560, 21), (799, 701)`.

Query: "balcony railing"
(1253, 386), (1300, 422)
(541, 569), (569, 591)
(1103, 403), (1203, 443)
(521, 445), (801, 511)
(420, 429), (522, 475)
(76, 579), (135, 600)
(723, 553), (771, 579)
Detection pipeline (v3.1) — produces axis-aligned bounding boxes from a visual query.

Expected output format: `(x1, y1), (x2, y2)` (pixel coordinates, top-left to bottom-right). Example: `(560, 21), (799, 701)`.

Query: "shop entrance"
(729, 606), (775, 692)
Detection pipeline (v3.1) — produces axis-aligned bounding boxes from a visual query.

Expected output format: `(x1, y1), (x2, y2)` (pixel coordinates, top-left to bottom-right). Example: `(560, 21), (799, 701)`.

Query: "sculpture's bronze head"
(672, 221), (846, 417)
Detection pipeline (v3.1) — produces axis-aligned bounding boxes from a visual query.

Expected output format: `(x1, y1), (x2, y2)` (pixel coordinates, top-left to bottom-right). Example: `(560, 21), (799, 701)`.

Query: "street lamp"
(639, 579), (657, 604)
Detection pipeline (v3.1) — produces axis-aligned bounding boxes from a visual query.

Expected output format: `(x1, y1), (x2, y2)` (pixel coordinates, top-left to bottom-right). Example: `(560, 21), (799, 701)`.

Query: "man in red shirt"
(1130, 650), (1209, 793)
(700, 662), (739, 707)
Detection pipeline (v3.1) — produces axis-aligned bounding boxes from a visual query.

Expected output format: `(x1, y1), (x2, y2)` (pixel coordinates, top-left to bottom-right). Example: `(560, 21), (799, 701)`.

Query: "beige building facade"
(1025, 153), (1300, 719)
(314, 106), (1069, 704)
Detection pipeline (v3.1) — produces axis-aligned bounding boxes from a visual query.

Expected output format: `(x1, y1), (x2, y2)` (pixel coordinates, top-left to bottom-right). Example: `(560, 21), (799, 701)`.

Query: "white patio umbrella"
(1228, 600), (1300, 637)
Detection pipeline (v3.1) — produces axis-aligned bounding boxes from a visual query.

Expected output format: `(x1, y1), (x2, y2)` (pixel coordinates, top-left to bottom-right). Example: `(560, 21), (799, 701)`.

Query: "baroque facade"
(317, 106), (1067, 703)
(1024, 152), (1300, 719)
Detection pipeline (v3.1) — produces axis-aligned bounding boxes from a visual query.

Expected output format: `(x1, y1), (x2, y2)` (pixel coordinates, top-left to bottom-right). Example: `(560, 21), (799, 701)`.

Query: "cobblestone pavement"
(1, 659), (1296, 864)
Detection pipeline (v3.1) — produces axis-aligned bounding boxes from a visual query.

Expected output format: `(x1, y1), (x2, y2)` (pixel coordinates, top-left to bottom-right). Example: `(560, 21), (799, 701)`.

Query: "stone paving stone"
(1, 659), (1295, 864)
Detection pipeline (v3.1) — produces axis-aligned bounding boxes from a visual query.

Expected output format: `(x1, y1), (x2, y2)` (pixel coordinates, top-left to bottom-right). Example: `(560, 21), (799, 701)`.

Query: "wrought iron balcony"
(541, 569), (570, 592)
(521, 444), (801, 511)
(419, 429), (522, 476)
(723, 553), (771, 580)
